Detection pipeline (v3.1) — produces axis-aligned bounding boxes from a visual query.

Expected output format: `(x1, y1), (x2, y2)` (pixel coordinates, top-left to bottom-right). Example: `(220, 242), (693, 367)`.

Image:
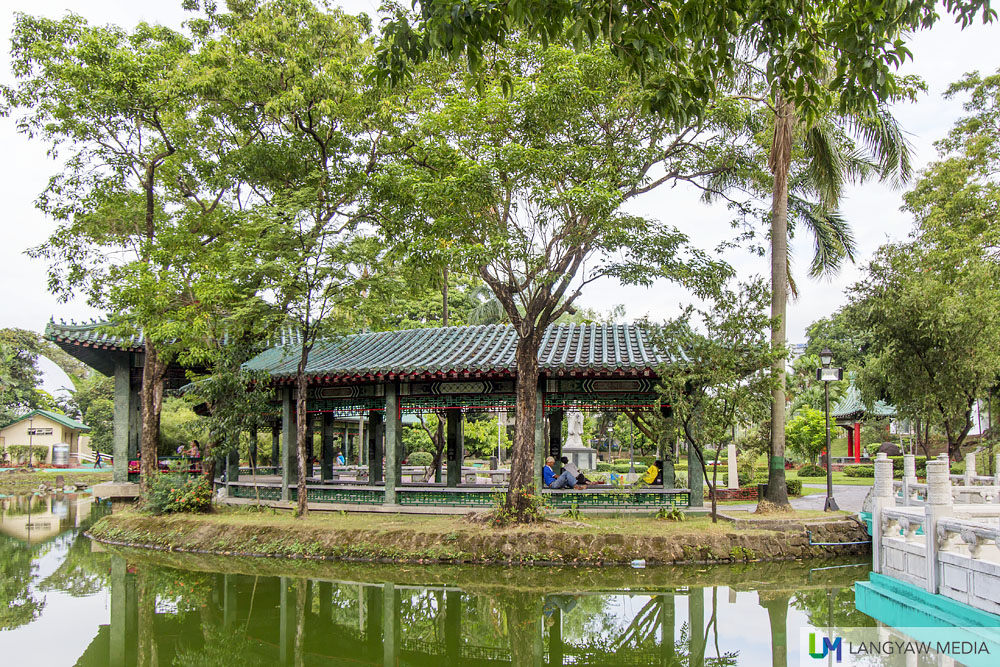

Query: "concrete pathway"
(721, 484), (872, 514)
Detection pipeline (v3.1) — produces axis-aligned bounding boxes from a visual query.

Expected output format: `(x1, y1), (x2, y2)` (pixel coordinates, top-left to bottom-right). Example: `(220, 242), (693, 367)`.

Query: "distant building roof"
(832, 384), (896, 422)
(1, 409), (90, 433)
(244, 323), (679, 383)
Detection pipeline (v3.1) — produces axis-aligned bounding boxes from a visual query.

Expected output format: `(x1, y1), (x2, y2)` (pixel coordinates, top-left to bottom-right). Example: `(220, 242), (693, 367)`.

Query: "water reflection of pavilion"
(0, 493), (94, 544)
(76, 553), (871, 667)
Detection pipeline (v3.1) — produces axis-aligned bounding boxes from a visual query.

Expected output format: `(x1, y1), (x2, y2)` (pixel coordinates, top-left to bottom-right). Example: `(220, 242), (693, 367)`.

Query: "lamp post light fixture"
(816, 348), (841, 511)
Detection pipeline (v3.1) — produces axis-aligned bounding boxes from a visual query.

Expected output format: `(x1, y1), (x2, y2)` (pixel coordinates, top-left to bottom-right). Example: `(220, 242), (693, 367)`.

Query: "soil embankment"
(88, 508), (871, 565)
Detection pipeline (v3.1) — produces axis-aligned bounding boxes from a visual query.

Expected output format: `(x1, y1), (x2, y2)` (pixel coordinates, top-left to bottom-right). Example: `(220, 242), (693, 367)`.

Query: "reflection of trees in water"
(792, 586), (876, 629)
(39, 530), (109, 597)
(0, 534), (44, 630)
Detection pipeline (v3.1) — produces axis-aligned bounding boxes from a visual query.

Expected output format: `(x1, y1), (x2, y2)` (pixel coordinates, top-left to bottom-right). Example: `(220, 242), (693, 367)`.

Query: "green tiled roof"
(2, 409), (90, 432)
(245, 323), (676, 381)
(44, 319), (143, 351)
(832, 384), (896, 421)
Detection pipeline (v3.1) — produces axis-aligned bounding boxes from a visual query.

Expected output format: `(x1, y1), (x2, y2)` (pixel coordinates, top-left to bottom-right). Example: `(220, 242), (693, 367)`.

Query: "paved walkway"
(722, 484), (872, 513)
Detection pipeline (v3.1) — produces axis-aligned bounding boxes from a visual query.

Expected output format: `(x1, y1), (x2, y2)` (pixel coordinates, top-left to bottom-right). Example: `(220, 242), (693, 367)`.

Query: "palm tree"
(708, 87), (912, 507)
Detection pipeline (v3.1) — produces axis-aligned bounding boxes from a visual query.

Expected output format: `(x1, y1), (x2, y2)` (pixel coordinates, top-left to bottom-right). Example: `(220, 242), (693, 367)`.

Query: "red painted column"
(854, 422), (861, 463)
(847, 429), (853, 459)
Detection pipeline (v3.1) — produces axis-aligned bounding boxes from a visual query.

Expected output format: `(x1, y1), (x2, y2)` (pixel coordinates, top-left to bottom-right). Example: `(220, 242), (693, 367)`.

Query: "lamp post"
(817, 348), (841, 511)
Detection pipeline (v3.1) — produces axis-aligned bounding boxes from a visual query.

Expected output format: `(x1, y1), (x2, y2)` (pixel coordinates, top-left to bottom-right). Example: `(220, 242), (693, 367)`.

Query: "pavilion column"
(343, 425), (351, 465)
(223, 573), (237, 628)
(112, 354), (132, 483)
(689, 587), (705, 667)
(549, 409), (563, 473)
(445, 590), (462, 662)
(854, 422), (862, 463)
(446, 410), (464, 487)
(305, 416), (315, 476)
(281, 387), (298, 502)
(365, 585), (382, 656)
(368, 410), (384, 483)
(321, 413), (334, 482)
(548, 604), (563, 667)
(127, 386), (141, 461)
(383, 583), (399, 667)
(248, 425), (258, 469)
(358, 418), (365, 465)
(271, 422), (280, 468)
(385, 381), (401, 505)
(534, 382), (545, 491)
(109, 555), (128, 667)
(225, 448), (240, 493)
(659, 593), (675, 666)
(688, 440), (704, 508)
(279, 576), (293, 665)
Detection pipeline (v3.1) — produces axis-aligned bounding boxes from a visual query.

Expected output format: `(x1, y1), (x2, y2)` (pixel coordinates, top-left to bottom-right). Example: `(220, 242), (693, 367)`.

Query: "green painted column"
(534, 382), (545, 491)
(110, 555), (127, 667)
(660, 593), (675, 666)
(112, 354), (131, 483)
(445, 590), (462, 661)
(689, 588), (705, 667)
(279, 576), (291, 665)
(548, 605), (563, 667)
(281, 388), (298, 502)
(383, 583), (398, 667)
(305, 416), (314, 476)
(368, 410), (384, 483)
(384, 381), (401, 505)
(365, 585), (382, 657)
(248, 425), (258, 469)
(271, 422), (280, 468)
(223, 573), (237, 628)
(446, 410), (464, 487)
(321, 413), (334, 482)
(127, 387), (140, 461)
(548, 409), (563, 474)
(226, 449), (240, 493)
(688, 440), (704, 508)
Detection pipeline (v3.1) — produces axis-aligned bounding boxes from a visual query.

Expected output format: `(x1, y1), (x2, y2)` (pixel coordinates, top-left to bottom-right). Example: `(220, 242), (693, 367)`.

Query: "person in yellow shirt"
(639, 460), (664, 486)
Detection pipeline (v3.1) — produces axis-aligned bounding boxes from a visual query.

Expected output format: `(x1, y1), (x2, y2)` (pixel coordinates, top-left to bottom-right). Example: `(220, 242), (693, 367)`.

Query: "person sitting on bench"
(544, 456), (584, 490)
(637, 460), (664, 486)
(560, 456), (595, 486)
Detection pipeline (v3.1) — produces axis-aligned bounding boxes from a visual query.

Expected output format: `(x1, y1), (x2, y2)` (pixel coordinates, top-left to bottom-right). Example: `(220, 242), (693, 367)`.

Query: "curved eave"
(265, 365), (660, 385)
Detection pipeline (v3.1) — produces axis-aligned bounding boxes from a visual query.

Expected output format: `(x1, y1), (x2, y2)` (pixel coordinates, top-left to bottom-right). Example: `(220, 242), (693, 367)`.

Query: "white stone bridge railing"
(892, 452), (1000, 507)
(874, 452), (1000, 616)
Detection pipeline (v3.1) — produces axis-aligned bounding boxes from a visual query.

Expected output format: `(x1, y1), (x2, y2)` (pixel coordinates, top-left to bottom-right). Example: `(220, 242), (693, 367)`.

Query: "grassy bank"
(88, 506), (870, 566)
(0, 468), (112, 495)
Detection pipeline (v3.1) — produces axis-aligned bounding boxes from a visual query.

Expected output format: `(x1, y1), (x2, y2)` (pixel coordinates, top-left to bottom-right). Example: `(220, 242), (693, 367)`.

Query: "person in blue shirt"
(543, 456), (583, 490)
(335, 451), (346, 466)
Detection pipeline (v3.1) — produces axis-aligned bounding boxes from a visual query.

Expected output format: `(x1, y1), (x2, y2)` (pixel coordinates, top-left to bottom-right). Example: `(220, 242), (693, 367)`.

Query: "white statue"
(566, 411), (584, 448)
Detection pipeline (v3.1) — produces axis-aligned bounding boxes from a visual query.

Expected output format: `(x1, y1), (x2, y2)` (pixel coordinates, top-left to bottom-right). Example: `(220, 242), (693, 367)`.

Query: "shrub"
(797, 464), (827, 478)
(407, 451), (433, 466)
(144, 471), (212, 515)
(750, 474), (803, 497)
(843, 465), (875, 477)
(612, 456), (655, 466)
(7, 445), (29, 464)
(886, 456), (928, 476)
(951, 462), (965, 475)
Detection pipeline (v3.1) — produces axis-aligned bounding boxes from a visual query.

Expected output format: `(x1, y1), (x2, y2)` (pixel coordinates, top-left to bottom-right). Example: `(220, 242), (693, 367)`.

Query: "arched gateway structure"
(45, 320), (694, 511)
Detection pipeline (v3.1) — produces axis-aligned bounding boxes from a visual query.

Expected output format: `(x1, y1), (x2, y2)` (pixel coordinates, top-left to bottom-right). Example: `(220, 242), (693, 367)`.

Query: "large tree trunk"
(764, 96), (794, 508)
(506, 335), (541, 519)
(139, 339), (167, 493)
(295, 345), (311, 517)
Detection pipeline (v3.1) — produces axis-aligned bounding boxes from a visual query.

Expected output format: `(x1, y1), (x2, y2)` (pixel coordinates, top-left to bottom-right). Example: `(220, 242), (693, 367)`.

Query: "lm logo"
(809, 633), (842, 662)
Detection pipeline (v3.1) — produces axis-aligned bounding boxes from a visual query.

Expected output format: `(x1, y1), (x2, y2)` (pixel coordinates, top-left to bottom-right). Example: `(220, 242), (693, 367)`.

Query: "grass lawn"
(793, 471), (874, 486)
(193, 505), (759, 538)
(0, 468), (112, 495)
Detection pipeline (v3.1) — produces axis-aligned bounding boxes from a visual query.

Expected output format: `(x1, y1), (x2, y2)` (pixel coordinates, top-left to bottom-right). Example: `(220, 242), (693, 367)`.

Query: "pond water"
(1, 494), (878, 666)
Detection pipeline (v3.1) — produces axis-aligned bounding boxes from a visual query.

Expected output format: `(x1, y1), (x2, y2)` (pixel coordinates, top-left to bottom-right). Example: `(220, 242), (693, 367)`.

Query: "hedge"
(797, 464), (827, 478)
(407, 451), (433, 466)
(751, 474), (803, 496)
(843, 465), (875, 478)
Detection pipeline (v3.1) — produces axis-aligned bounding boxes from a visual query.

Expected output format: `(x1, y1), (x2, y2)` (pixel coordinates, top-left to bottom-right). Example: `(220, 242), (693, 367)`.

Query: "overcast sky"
(2, 2), (997, 357)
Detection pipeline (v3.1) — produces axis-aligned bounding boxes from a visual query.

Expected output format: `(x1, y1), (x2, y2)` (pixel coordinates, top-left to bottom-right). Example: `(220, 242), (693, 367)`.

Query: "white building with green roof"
(0, 408), (92, 466)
